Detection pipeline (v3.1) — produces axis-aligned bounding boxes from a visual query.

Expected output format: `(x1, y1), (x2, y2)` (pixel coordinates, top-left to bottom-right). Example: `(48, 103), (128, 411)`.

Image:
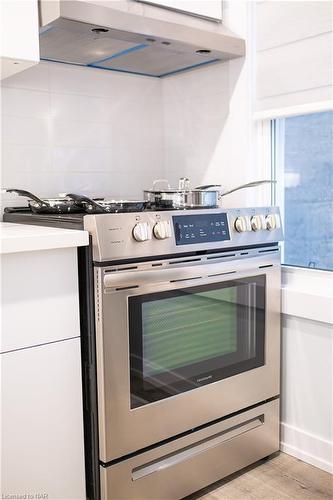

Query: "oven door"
(129, 275), (265, 409)
(96, 252), (281, 462)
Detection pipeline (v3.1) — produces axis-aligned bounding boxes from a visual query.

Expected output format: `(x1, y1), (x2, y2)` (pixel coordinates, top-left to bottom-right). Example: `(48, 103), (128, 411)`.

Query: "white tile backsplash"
(1, 61), (163, 202)
(51, 146), (114, 173)
(50, 93), (115, 124)
(2, 144), (52, 173)
(1, 87), (50, 118)
(52, 119), (112, 148)
(2, 115), (51, 146)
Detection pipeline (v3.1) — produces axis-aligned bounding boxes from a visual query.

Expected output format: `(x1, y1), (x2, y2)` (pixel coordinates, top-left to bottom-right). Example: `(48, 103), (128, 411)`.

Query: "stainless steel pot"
(144, 178), (274, 209)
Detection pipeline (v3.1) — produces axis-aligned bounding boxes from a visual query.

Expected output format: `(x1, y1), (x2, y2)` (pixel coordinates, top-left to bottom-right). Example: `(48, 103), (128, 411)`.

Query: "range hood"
(39, 1), (245, 78)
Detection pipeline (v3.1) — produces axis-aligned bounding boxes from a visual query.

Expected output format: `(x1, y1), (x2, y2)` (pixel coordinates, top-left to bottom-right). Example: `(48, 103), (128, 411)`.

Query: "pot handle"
(178, 177), (190, 190)
(2, 188), (50, 207)
(195, 184), (221, 190)
(66, 193), (106, 212)
(152, 179), (171, 190)
(220, 180), (276, 197)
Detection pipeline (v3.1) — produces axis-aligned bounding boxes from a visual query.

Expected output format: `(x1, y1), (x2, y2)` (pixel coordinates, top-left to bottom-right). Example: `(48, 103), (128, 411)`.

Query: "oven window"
(129, 275), (265, 409)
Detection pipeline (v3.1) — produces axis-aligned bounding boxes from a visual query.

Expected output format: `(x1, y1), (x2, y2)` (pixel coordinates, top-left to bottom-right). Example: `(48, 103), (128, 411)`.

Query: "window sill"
(281, 266), (333, 325)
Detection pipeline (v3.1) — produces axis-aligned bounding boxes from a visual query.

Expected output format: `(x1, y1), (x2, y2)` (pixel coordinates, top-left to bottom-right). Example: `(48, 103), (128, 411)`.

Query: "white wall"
(1, 61), (163, 206)
(255, 1), (333, 474)
(281, 315), (333, 473)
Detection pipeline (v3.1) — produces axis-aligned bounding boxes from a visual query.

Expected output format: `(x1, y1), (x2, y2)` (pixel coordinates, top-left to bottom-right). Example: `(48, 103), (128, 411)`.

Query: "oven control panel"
(84, 207), (283, 262)
(173, 213), (230, 245)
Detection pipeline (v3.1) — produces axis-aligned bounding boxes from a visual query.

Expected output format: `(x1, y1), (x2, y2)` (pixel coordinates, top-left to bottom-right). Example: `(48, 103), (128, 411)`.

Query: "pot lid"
(145, 178), (221, 193)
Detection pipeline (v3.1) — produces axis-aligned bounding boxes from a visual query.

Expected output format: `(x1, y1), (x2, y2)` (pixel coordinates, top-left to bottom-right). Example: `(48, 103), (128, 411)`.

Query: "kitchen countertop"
(0, 222), (89, 254)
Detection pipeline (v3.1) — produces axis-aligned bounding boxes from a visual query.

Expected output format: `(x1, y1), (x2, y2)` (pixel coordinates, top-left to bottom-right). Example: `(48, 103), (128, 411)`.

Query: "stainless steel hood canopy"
(39, 1), (245, 78)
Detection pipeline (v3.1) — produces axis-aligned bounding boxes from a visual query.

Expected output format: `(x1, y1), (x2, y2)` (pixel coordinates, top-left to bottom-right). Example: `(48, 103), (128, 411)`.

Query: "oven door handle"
(104, 267), (204, 288)
(103, 254), (278, 289)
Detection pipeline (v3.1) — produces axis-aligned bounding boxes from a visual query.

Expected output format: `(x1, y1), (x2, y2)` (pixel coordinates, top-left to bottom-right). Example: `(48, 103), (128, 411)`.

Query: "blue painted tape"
(40, 58), (87, 68)
(41, 54), (220, 79)
(86, 66), (157, 78)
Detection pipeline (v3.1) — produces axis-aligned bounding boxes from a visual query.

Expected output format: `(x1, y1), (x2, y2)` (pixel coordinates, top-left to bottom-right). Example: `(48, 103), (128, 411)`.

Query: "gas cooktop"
(3, 208), (86, 229)
(3, 204), (211, 228)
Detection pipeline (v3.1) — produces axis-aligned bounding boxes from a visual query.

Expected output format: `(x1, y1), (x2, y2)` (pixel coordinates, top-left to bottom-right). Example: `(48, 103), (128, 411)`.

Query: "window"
(272, 111), (333, 271)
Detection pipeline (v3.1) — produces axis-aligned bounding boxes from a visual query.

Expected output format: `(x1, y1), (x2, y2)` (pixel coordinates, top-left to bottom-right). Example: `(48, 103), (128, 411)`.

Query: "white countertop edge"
(0, 223), (89, 254)
(281, 265), (333, 325)
(281, 287), (333, 326)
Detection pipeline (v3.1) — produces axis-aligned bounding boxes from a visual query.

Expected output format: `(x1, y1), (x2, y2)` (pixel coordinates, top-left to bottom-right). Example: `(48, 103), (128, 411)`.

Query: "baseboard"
(280, 422), (333, 474)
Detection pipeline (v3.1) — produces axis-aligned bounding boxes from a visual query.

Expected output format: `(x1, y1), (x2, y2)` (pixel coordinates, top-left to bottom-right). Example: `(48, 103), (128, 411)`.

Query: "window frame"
(256, 107), (333, 325)
(256, 106), (333, 276)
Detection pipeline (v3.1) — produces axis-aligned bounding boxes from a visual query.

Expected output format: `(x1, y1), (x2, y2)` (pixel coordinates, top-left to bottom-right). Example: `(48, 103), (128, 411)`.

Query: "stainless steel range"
(84, 206), (283, 499)
(3, 205), (283, 500)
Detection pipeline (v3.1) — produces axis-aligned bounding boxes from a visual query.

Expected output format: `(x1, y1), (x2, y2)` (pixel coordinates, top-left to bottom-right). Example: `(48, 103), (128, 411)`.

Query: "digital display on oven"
(172, 213), (230, 245)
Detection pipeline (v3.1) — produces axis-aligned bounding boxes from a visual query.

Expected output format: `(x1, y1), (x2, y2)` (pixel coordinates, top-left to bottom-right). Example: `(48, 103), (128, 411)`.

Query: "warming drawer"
(100, 399), (279, 500)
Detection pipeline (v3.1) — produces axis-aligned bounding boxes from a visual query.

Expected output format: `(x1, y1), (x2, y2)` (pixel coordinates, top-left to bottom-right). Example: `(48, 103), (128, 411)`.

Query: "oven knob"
(260, 214), (267, 229)
(153, 221), (172, 240)
(132, 222), (151, 242)
(266, 214), (277, 231)
(251, 215), (263, 231)
(234, 216), (248, 233)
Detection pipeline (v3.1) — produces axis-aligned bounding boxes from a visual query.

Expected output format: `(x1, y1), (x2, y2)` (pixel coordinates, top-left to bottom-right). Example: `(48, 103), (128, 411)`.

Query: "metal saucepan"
(144, 178), (275, 209)
(3, 188), (85, 214)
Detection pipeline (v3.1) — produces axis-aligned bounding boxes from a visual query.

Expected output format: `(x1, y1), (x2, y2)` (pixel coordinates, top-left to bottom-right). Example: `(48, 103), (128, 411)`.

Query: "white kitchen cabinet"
(1, 223), (89, 353)
(0, 223), (88, 498)
(1, 0), (39, 80)
(1, 338), (86, 499)
(136, 0), (223, 21)
(1, 248), (81, 353)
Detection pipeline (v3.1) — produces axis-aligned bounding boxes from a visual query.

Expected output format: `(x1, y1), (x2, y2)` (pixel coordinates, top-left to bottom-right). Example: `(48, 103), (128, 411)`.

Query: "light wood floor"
(185, 453), (333, 500)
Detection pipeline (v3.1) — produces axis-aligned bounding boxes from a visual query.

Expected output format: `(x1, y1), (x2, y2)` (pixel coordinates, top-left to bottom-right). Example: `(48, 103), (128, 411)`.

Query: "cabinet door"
(1, 338), (86, 499)
(136, 1), (223, 21)
(1, 248), (81, 353)
(1, 0), (39, 79)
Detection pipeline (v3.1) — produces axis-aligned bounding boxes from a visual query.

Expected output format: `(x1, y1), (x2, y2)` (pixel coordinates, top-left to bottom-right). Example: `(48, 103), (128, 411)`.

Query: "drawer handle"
(132, 415), (264, 481)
